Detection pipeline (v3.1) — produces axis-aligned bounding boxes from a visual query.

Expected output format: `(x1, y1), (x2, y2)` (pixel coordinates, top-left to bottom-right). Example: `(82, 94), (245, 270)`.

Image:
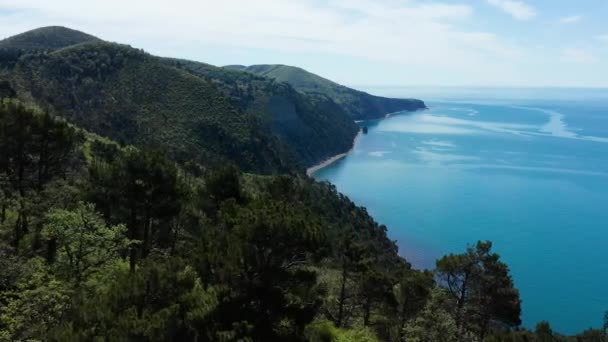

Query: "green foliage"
(0, 257), (72, 341)
(170, 59), (359, 167)
(305, 320), (380, 342)
(227, 64), (426, 120)
(0, 96), (604, 341)
(0, 99), (82, 250)
(392, 269), (435, 340)
(436, 241), (522, 340)
(335, 326), (381, 342)
(573, 329), (606, 342)
(402, 288), (458, 342)
(4, 27), (366, 173)
(535, 321), (555, 342)
(0, 99), (81, 193)
(0, 101), (405, 340)
(193, 179), (332, 340)
(0, 26), (99, 52)
(3, 27), (423, 172)
(50, 256), (219, 341)
(203, 164), (244, 209)
(0, 27), (604, 342)
(0, 26), (99, 68)
(42, 202), (132, 284)
(9, 39), (294, 173)
(87, 147), (186, 270)
(306, 320), (341, 342)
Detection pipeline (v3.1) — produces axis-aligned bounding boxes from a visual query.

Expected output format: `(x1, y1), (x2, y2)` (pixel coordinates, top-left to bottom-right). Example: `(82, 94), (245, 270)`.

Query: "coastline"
(306, 130), (363, 177)
(306, 107), (427, 177)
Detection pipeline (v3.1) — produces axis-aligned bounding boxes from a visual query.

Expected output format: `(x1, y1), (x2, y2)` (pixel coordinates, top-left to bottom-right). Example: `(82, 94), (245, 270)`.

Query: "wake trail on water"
(512, 106), (608, 143)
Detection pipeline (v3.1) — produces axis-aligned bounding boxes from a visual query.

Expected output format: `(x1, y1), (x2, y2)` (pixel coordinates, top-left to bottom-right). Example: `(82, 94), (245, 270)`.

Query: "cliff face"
(225, 64), (427, 120)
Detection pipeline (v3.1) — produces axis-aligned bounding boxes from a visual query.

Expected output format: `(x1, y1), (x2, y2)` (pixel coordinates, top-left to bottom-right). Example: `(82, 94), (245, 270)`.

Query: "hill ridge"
(224, 63), (427, 120)
(1, 27), (360, 172)
(0, 26), (100, 51)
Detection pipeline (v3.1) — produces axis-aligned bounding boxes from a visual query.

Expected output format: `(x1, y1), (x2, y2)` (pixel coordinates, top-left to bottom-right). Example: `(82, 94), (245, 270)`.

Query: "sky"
(1, 0), (607, 88)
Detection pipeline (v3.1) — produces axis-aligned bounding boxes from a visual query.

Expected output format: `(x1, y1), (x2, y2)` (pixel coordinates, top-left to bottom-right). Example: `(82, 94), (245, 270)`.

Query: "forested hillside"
(166, 59), (359, 167)
(0, 99), (602, 342)
(0, 99), (524, 341)
(0, 26), (98, 52)
(4, 39), (295, 173)
(0, 27), (605, 342)
(0, 26), (99, 69)
(225, 64), (427, 120)
(0, 27), (364, 173)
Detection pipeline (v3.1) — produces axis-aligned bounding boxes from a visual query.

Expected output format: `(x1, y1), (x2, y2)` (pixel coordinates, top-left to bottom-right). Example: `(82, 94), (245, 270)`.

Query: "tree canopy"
(0, 27), (604, 342)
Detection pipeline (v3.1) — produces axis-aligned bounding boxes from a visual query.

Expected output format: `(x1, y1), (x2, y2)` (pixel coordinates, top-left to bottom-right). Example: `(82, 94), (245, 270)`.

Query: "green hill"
(0, 99), (412, 341)
(1, 27), (362, 173)
(167, 59), (359, 167)
(225, 64), (426, 120)
(5, 41), (294, 173)
(0, 26), (99, 51)
(0, 26), (99, 68)
(0, 26), (601, 342)
(0, 100), (533, 342)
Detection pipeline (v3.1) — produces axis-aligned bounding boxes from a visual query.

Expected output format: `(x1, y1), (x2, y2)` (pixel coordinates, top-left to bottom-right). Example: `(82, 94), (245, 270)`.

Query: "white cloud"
(559, 15), (582, 24)
(0, 0), (605, 87)
(597, 34), (608, 42)
(486, 0), (536, 20)
(561, 48), (596, 64)
(0, 1), (524, 73)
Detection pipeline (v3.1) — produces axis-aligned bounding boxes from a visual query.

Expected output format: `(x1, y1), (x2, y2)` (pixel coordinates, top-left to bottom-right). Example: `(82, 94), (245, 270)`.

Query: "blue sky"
(0, 0), (607, 87)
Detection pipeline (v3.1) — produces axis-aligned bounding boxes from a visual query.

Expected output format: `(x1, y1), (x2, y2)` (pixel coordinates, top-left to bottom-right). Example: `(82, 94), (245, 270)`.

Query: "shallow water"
(314, 88), (608, 334)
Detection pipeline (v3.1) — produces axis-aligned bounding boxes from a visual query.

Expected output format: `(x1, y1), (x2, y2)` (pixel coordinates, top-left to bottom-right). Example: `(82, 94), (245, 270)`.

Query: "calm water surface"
(314, 88), (608, 334)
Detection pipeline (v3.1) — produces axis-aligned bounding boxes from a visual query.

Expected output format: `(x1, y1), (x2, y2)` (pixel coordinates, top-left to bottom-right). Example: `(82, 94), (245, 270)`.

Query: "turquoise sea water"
(314, 88), (608, 335)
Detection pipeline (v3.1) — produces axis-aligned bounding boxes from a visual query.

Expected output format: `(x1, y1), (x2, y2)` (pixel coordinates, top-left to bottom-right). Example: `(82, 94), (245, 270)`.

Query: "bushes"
(306, 321), (380, 342)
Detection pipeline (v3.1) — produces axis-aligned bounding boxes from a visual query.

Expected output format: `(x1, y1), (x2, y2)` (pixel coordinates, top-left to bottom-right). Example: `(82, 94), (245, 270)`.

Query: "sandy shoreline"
(306, 107), (427, 177)
(306, 130), (363, 177)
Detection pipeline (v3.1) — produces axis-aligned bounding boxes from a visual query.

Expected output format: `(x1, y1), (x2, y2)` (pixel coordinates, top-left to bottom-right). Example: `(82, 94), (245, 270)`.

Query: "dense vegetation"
(0, 26), (99, 69)
(1, 100), (604, 342)
(5, 40), (295, 173)
(0, 27), (366, 173)
(166, 59), (359, 167)
(225, 64), (427, 120)
(0, 26), (98, 52)
(0, 27), (606, 341)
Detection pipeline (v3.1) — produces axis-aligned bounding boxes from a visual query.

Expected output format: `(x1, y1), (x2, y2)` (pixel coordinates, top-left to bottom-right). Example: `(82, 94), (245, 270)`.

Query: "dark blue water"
(314, 88), (608, 335)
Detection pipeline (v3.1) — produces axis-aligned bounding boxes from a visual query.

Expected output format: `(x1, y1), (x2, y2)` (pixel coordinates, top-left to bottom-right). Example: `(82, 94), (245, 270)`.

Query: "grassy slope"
(227, 64), (427, 120)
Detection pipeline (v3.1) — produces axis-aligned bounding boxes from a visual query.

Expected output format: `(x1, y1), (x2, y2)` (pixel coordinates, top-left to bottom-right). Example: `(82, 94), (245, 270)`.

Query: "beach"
(306, 130), (363, 176)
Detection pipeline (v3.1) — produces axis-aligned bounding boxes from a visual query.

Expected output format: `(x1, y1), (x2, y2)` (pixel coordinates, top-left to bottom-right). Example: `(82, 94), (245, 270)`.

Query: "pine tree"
(436, 241), (521, 340)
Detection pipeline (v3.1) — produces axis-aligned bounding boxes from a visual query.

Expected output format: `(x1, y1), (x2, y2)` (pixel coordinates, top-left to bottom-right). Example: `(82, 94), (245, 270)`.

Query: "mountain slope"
(1, 27), (366, 173)
(0, 99), (415, 341)
(0, 26), (100, 69)
(168, 59), (359, 167)
(225, 64), (426, 120)
(8, 41), (294, 173)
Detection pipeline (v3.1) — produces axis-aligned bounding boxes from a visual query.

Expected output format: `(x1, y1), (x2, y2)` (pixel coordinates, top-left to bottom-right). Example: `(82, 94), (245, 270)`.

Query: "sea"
(312, 87), (608, 335)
